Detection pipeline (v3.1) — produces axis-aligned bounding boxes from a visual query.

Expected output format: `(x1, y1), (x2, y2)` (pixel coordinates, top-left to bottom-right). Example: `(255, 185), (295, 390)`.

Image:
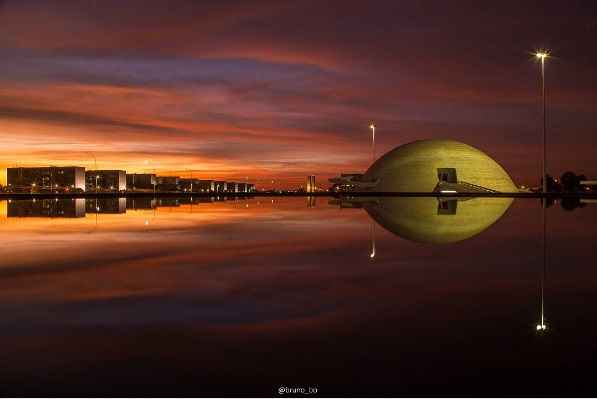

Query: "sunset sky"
(1, 0), (596, 189)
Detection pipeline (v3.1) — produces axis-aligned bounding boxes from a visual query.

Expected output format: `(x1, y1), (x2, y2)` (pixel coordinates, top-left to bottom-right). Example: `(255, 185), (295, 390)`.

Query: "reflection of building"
(330, 139), (517, 193)
(331, 196), (512, 244)
(306, 175), (316, 193)
(178, 197), (215, 205)
(157, 198), (181, 207)
(7, 198), (86, 218)
(85, 198), (126, 214)
(0, 200), (7, 221)
(7, 167), (86, 192)
(156, 176), (179, 192)
(365, 197), (513, 244)
(85, 170), (126, 192)
(126, 173), (156, 191)
(126, 197), (156, 210)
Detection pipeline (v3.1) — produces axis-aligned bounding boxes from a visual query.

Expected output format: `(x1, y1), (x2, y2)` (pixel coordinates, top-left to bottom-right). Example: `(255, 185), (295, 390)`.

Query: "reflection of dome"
(364, 139), (517, 193)
(365, 197), (513, 244)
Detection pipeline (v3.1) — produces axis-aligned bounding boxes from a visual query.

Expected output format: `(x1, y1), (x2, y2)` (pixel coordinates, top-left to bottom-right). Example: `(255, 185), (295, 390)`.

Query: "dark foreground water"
(0, 196), (596, 396)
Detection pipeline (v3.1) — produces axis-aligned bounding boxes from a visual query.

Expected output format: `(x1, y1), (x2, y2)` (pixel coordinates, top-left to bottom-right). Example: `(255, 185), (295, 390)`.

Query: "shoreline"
(1, 191), (596, 199)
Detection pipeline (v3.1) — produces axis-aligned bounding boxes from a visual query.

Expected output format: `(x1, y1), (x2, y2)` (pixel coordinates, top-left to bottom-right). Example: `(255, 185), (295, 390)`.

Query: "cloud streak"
(0, 0), (596, 187)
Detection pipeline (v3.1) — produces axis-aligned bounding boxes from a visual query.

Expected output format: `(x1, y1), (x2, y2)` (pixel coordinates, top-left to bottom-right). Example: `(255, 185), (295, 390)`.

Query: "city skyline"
(1, 1), (596, 189)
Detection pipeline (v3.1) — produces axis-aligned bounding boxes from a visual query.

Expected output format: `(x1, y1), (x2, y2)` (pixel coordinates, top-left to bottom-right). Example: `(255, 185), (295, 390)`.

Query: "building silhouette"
(156, 176), (179, 192)
(330, 139), (517, 193)
(86, 170), (126, 192)
(7, 167), (85, 192)
(227, 182), (238, 193)
(306, 175), (316, 193)
(4, 167), (256, 194)
(126, 173), (156, 191)
(214, 181), (227, 193)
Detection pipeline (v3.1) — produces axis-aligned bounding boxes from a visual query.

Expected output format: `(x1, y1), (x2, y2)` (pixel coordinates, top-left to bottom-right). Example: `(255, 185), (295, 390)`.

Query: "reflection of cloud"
(0, 199), (370, 328)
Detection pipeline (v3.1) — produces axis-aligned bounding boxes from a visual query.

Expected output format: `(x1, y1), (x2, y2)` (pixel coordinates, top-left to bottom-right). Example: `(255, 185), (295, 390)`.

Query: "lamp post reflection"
(537, 202), (548, 332)
(369, 220), (376, 260)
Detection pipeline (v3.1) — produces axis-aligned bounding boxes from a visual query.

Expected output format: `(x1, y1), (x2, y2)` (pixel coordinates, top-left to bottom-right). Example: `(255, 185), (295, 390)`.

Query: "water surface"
(0, 196), (596, 396)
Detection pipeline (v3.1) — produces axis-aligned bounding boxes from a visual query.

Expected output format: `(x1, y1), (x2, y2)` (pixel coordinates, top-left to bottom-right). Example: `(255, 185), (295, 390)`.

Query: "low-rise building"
(7, 167), (86, 192)
(247, 183), (255, 192)
(85, 170), (126, 192)
(227, 182), (238, 193)
(156, 176), (180, 192)
(237, 183), (247, 193)
(126, 173), (156, 191)
(198, 180), (215, 193)
(179, 178), (200, 192)
(306, 175), (316, 193)
(214, 181), (227, 193)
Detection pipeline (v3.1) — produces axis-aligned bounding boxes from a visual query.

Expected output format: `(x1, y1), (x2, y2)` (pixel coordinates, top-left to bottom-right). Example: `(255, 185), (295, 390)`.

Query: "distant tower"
(306, 175), (316, 193)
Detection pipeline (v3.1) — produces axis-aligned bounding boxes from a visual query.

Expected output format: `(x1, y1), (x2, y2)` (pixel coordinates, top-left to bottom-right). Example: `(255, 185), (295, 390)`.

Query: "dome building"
(330, 139), (517, 193)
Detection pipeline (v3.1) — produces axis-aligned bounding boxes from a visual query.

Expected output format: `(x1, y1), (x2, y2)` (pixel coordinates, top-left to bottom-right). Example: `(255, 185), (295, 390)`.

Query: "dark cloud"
(0, 105), (191, 137)
(0, 0), (595, 185)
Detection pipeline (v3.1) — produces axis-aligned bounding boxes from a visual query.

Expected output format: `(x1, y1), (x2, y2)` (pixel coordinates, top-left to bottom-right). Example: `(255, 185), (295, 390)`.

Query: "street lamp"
(535, 50), (549, 193)
(369, 123), (376, 164)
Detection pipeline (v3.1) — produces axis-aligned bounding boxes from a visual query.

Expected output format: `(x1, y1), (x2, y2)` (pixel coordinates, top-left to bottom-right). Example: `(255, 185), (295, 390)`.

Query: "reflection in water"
(7, 198), (86, 218)
(126, 197), (156, 210)
(2, 196), (253, 218)
(0, 196), (596, 395)
(538, 200), (548, 332)
(333, 195), (556, 333)
(365, 197), (513, 244)
(86, 198), (127, 214)
(333, 196), (513, 244)
(369, 221), (376, 260)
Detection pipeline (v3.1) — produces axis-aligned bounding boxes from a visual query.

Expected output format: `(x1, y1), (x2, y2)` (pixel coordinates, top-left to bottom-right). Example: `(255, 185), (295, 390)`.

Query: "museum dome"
(363, 139), (517, 193)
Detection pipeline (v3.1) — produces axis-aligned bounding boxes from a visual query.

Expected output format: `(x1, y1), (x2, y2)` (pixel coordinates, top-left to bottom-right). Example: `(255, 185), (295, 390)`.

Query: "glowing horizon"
(1, 1), (596, 189)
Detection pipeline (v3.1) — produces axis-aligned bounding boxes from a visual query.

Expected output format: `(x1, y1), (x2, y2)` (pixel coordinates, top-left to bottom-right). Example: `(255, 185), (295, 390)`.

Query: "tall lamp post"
(369, 123), (376, 165)
(535, 51), (549, 193)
